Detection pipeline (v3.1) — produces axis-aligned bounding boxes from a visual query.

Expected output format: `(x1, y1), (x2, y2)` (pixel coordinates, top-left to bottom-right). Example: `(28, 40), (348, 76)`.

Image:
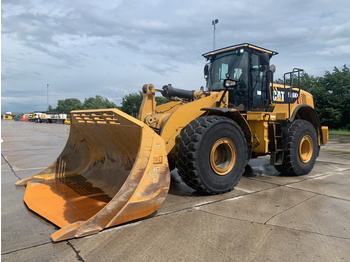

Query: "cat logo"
(273, 90), (285, 102)
(272, 88), (299, 103)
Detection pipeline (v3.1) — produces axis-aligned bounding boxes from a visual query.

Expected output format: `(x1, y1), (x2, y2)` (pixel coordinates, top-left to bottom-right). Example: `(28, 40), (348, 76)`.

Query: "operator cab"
(203, 43), (278, 111)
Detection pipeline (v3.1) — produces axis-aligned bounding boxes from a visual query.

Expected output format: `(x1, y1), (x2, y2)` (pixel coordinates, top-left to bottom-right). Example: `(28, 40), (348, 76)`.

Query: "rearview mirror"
(204, 64), (209, 79)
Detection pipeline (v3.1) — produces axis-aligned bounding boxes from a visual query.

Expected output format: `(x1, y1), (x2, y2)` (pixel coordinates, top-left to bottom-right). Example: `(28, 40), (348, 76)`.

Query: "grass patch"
(329, 129), (350, 135)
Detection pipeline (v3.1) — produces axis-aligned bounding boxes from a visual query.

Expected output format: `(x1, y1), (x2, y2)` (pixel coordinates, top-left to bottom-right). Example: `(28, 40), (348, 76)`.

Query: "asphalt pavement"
(1, 120), (350, 262)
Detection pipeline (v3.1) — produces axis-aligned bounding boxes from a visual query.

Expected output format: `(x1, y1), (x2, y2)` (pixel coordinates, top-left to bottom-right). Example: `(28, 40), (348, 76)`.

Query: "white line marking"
(235, 187), (254, 193)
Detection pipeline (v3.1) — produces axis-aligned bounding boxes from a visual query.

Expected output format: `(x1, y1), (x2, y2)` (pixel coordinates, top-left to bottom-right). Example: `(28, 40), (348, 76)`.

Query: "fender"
(290, 105), (324, 145)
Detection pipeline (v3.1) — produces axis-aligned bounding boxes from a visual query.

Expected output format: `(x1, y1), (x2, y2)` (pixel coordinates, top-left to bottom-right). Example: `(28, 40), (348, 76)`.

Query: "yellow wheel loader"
(16, 43), (328, 241)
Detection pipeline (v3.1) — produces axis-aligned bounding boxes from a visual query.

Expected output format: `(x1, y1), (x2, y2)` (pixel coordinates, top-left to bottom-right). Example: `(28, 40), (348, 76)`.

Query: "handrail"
(283, 68), (304, 119)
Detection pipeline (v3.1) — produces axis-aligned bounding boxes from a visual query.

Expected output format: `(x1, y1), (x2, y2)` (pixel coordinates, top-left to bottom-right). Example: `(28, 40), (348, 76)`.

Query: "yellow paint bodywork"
(159, 92), (222, 155)
(138, 84), (225, 156)
(322, 126), (329, 144)
(245, 86), (328, 156)
(245, 103), (300, 156)
(246, 112), (270, 155)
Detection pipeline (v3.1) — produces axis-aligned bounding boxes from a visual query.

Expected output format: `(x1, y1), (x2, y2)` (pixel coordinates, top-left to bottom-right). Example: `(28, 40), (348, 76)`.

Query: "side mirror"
(204, 64), (209, 79)
(270, 64), (276, 74)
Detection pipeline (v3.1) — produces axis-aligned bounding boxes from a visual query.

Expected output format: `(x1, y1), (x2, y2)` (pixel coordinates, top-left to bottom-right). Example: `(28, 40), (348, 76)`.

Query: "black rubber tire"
(175, 115), (247, 194)
(276, 120), (318, 176)
(168, 158), (176, 171)
(274, 164), (286, 173)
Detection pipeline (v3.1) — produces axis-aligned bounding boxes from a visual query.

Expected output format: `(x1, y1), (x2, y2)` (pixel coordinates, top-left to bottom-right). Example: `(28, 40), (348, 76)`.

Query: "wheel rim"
(299, 135), (313, 163)
(210, 138), (236, 175)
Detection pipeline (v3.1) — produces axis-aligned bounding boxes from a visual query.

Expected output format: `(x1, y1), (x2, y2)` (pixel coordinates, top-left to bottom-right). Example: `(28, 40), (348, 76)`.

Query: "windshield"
(206, 50), (249, 91)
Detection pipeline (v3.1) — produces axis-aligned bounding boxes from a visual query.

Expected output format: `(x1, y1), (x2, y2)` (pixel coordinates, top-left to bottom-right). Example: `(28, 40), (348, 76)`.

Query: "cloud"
(316, 45), (350, 57)
(2, 0), (350, 112)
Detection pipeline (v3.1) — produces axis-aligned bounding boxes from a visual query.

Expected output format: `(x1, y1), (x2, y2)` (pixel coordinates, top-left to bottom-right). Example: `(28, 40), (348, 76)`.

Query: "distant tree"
(83, 95), (117, 109)
(47, 105), (56, 112)
(317, 65), (350, 129)
(120, 92), (170, 116)
(120, 92), (143, 116)
(56, 98), (83, 112)
(300, 65), (350, 129)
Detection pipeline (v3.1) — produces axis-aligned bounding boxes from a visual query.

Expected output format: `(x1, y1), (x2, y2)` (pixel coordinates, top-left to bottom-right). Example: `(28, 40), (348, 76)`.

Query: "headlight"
(224, 80), (237, 87)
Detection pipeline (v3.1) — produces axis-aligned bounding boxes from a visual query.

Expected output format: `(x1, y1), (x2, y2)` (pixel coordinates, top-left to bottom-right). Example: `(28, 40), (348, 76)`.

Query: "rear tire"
(275, 120), (318, 176)
(175, 116), (247, 194)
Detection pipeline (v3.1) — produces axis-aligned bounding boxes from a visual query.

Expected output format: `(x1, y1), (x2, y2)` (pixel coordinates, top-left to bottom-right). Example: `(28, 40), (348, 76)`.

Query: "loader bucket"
(16, 109), (170, 242)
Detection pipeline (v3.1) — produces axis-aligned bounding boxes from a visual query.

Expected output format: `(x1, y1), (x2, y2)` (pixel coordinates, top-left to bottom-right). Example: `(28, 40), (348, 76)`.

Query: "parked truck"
(2, 112), (13, 120)
(30, 112), (67, 123)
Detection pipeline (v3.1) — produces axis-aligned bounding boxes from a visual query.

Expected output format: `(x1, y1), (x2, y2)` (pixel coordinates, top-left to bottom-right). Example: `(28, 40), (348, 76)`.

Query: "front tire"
(175, 116), (247, 194)
(276, 120), (318, 176)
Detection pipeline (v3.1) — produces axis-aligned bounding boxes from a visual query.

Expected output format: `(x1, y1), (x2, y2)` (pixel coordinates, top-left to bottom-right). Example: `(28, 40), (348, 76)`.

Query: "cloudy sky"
(2, 0), (350, 112)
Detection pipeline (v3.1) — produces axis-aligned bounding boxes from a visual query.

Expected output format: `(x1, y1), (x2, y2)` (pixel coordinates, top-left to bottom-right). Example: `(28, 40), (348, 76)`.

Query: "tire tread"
(175, 115), (245, 194)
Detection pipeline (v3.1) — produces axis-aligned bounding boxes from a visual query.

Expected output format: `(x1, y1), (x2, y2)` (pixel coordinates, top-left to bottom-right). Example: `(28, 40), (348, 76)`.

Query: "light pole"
(47, 84), (49, 111)
(212, 19), (219, 50)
